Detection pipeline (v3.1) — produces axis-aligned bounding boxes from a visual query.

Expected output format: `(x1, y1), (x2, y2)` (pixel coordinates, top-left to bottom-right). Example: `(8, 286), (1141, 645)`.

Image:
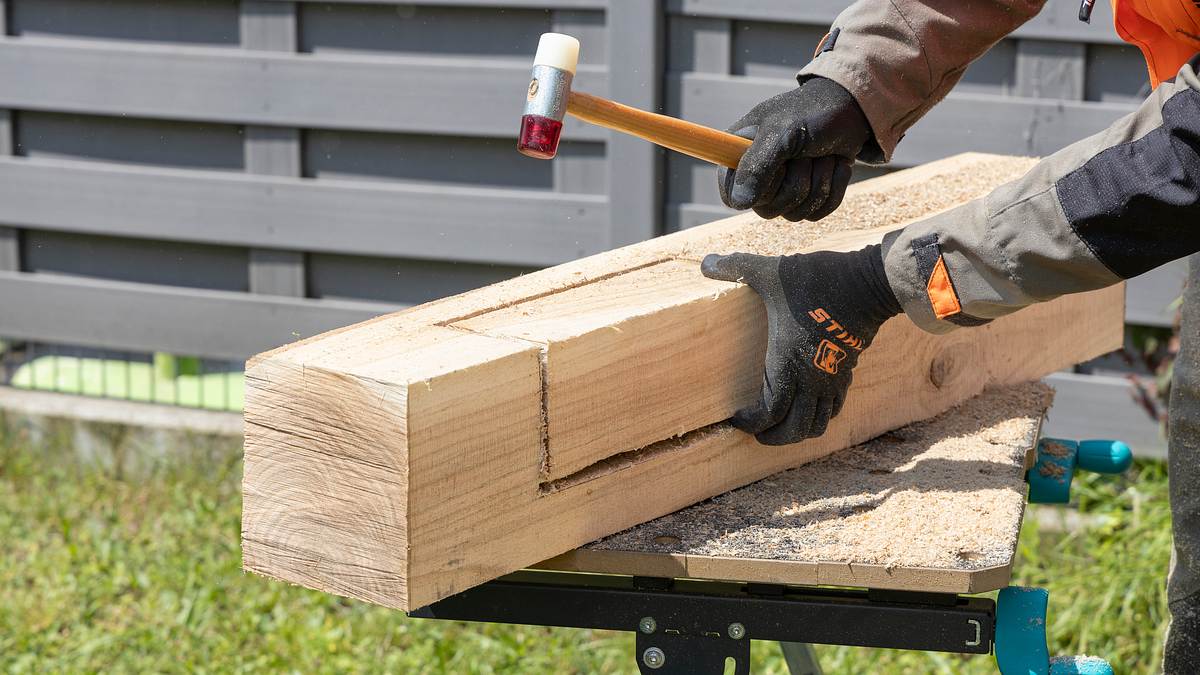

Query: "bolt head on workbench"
(641, 646), (665, 669)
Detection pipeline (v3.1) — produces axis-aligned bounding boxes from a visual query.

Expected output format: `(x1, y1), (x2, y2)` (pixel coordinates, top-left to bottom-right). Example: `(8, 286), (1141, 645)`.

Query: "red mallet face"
(517, 114), (564, 160)
(517, 33), (579, 161)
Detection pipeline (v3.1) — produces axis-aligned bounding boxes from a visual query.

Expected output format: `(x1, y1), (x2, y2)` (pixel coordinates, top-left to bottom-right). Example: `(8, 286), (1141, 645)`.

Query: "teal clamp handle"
(1027, 439), (1132, 504)
(1076, 440), (1133, 474)
(996, 587), (1115, 675)
(996, 587), (1050, 674)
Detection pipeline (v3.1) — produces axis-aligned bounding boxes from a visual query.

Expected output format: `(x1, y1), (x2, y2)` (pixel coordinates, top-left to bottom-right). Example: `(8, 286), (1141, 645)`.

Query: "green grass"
(0, 417), (1172, 674)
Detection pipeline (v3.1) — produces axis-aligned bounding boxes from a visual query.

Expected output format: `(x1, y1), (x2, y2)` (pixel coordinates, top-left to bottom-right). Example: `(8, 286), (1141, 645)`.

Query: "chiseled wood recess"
(242, 154), (1125, 611)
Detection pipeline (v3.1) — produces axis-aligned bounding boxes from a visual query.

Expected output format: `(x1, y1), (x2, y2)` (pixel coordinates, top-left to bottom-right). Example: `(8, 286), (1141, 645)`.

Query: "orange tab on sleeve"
(926, 255), (962, 320)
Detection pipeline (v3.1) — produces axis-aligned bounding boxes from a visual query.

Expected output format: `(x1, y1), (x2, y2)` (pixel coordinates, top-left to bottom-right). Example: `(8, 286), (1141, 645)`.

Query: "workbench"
(411, 383), (1129, 674)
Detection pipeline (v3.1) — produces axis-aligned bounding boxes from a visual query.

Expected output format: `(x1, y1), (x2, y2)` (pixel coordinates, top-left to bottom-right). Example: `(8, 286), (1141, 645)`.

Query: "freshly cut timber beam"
(242, 154), (1125, 611)
(242, 325), (542, 607)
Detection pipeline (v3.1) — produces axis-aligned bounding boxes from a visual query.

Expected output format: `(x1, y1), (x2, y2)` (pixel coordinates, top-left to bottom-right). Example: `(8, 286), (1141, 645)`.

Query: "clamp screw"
(638, 617), (657, 634)
(728, 622), (746, 640)
(642, 647), (666, 669)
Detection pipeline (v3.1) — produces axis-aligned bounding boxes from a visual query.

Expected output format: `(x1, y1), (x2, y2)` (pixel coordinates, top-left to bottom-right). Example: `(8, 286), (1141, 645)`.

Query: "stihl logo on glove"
(813, 339), (848, 374)
(807, 307), (866, 376)
(807, 308), (866, 351)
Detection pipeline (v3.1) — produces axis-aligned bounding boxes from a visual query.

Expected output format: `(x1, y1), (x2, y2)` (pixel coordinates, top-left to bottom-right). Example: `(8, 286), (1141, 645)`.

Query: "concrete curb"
(0, 386), (242, 470)
(0, 385), (241, 436)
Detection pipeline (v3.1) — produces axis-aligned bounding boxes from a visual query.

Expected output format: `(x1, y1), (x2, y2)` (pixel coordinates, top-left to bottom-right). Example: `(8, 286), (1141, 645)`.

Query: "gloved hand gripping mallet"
(517, 33), (752, 168)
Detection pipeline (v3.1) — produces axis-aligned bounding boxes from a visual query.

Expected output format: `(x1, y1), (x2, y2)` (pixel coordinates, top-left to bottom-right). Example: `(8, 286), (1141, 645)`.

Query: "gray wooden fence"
(0, 0), (1180, 446)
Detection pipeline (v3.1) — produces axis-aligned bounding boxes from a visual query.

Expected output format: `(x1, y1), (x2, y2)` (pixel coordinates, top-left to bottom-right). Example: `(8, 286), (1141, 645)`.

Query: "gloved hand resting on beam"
(701, 245), (900, 445)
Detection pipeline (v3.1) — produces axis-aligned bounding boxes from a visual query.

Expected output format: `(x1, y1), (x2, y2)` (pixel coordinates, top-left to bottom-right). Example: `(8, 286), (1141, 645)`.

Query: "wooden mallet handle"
(567, 90), (750, 169)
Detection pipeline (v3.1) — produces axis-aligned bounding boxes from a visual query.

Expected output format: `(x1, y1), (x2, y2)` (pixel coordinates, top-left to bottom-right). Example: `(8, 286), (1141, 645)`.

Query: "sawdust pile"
(586, 382), (1053, 572)
(688, 155), (1037, 257)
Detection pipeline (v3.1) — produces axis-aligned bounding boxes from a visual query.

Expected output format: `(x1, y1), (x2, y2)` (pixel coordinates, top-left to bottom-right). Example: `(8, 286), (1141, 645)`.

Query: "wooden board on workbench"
(538, 383), (1051, 594)
(241, 154), (1125, 611)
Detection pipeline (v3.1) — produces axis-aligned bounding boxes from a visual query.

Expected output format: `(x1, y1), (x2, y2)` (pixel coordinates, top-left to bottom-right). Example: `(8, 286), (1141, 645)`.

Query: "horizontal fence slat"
(671, 73), (1137, 167)
(0, 37), (608, 139)
(1042, 372), (1166, 458)
(897, 94), (1134, 165)
(669, 202), (734, 232)
(0, 157), (609, 267)
(261, 0), (607, 6)
(0, 271), (398, 360)
(668, 0), (1124, 44)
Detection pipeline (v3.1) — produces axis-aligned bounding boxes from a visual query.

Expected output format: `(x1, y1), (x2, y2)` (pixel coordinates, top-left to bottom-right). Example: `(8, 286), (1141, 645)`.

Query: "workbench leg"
(779, 642), (823, 675)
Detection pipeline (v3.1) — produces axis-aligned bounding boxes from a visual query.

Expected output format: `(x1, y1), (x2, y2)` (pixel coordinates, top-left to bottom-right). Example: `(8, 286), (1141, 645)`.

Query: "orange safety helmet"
(1110, 0), (1200, 87)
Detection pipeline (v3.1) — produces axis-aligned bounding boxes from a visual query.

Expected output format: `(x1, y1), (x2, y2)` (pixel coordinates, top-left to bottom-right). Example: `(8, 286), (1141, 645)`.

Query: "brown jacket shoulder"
(800, 0), (1047, 162)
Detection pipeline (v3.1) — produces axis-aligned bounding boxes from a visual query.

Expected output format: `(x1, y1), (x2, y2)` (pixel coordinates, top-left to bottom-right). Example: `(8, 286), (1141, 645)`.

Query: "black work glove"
(701, 245), (901, 445)
(719, 76), (872, 222)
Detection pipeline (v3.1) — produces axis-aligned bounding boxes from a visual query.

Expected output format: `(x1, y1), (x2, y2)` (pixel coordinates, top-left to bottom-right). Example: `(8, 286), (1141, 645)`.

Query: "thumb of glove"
(700, 252), (774, 288)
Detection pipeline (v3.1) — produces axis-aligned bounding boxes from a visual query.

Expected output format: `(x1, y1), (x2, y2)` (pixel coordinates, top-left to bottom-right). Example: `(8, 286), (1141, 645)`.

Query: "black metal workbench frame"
(410, 570), (994, 674)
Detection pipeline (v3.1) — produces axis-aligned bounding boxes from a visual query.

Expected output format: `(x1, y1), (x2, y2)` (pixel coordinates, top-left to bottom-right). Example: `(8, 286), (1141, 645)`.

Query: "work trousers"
(1165, 255), (1200, 672)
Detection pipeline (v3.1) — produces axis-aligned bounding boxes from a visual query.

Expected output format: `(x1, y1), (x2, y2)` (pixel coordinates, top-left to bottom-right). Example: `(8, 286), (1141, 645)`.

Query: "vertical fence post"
(1013, 38), (1086, 156)
(664, 12), (732, 232)
(0, 0), (18, 274)
(1014, 39), (1086, 100)
(606, 0), (664, 247)
(241, 0), (306, 297)
(551, 8), (606, 197)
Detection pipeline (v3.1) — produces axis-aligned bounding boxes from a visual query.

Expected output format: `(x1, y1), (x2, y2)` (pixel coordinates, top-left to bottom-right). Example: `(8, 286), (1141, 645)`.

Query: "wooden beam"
(242, 154), (1126, 611)
(243, 325), (543, 609)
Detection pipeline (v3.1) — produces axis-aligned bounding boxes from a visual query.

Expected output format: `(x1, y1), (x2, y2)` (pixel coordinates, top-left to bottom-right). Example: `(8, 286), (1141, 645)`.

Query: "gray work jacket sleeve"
(881, 56), (1200, 334)
(799, 0), (1047, 163)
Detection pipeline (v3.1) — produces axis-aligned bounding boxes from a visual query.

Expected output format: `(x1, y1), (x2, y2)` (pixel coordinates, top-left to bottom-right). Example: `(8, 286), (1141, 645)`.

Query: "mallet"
(517, 33), (752, 168)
